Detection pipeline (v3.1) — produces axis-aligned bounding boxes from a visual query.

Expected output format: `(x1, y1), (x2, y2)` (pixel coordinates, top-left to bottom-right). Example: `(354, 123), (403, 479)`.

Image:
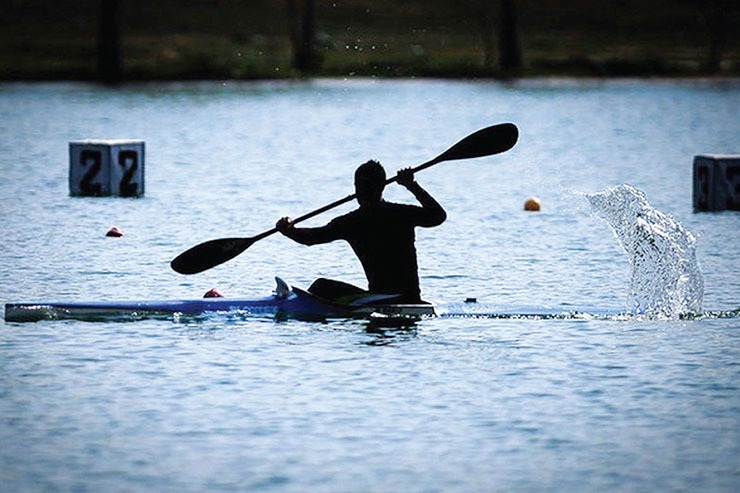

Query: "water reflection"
(359, 316), (420, 346)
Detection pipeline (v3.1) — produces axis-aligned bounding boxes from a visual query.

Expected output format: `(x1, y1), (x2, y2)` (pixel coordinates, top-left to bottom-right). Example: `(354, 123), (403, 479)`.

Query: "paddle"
(171, 122), (519, 274)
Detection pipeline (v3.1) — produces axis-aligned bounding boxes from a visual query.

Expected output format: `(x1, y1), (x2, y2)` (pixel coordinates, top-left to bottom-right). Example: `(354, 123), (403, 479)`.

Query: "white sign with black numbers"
(69, 140), (145, 197)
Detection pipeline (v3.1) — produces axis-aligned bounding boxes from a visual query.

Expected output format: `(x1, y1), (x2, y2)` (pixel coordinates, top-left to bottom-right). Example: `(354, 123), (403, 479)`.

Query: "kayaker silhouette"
(276, 160), (446, 303)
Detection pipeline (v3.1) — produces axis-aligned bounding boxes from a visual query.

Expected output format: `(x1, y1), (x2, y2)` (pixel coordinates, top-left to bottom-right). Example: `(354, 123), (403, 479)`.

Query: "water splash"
(586, 185), (704, 319)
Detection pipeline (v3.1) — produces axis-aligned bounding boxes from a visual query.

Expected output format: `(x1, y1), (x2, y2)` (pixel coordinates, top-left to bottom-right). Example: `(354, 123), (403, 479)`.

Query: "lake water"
(1, 79), (738, 492)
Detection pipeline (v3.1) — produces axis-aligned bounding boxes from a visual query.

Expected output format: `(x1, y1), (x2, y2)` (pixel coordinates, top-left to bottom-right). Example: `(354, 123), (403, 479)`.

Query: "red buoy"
(203, 288), (225, 298)
(106, 226), (124, 237)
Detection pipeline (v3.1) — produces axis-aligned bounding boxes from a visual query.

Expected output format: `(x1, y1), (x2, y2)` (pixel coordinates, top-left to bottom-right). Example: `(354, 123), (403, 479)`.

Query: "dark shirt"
(286, 190), (445, 301)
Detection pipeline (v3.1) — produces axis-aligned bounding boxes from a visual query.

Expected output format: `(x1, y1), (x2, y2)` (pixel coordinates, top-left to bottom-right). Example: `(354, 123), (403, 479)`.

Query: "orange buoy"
(524, 197), (541, 211)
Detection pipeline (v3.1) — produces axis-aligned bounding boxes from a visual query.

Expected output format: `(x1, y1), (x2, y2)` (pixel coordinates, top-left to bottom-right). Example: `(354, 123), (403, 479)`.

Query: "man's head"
(355, 160), (385, 207)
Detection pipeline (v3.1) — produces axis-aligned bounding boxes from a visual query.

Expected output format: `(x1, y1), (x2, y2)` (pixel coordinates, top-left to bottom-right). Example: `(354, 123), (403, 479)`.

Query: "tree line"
(97, 0), (523, 82)
(95, 0), (732, 82)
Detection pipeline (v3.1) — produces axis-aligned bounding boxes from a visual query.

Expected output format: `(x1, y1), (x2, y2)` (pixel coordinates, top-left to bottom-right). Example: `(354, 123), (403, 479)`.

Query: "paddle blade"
(170, 237), (254, 274)
(437, 123), (518, 162)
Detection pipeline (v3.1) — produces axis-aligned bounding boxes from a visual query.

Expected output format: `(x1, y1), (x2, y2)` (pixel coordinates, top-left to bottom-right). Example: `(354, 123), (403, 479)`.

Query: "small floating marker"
(524, 196), (541, 211)
(105, 226), (124, 237)
(693, 154), (740, 212)
(69, 140), (145, 197)
(203, 288), (225, 298)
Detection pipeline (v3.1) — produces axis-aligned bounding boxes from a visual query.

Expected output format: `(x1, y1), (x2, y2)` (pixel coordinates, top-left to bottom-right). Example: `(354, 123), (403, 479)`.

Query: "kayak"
(4, 277), (634, 323)
(4, 277), (436, 323)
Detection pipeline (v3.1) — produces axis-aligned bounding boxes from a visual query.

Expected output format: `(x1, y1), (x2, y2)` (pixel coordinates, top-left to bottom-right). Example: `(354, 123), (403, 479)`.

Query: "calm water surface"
(1, 79), (738, 492)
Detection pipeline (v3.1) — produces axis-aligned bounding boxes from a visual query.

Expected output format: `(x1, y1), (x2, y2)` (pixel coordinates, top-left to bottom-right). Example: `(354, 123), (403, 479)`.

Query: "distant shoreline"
(2, 61), (738, 83)
(3, 75), (739, 88)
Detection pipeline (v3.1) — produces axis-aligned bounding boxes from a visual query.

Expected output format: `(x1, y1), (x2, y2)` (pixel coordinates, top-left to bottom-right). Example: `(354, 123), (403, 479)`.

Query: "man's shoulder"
(328, 208), (361, 227)
(380, 201), (420, 212)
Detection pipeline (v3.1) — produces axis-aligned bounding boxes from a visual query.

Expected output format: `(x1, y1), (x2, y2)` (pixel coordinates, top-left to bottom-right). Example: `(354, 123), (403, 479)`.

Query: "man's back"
(328, 201), (438, 301)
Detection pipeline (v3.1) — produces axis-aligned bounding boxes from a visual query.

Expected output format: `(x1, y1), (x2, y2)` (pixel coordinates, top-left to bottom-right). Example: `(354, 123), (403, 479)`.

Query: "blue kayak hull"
(4, 278), (633, 323)
(4, 283), (437, 322)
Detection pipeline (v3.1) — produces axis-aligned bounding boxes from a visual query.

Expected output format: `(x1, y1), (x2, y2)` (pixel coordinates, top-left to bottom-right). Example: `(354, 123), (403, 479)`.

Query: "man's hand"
(276, 217), (294, 234)
(396, 167), (416, 188)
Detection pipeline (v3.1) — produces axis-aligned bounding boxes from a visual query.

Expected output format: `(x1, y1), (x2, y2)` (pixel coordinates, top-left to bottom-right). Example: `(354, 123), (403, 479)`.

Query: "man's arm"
(276, 217), (339, 246)
(396, 168), (447, 226)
